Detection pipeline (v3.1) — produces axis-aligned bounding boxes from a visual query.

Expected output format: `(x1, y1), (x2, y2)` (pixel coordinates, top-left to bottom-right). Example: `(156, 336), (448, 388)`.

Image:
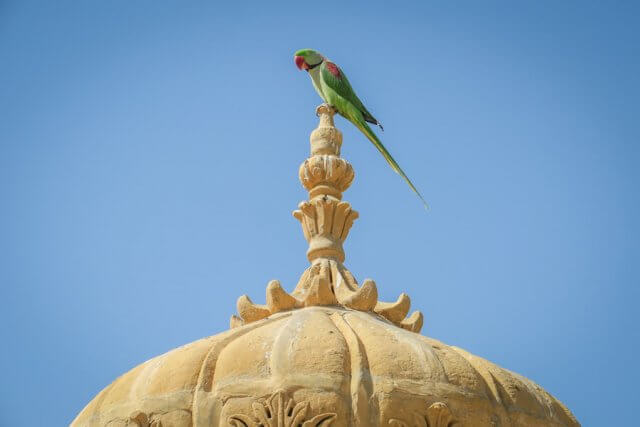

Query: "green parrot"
(294, 48), (427, 208)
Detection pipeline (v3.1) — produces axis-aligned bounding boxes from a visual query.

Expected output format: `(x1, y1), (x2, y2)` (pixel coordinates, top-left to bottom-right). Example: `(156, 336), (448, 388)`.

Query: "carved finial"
(231, 105), (423, 333)
(294, 106), (358, 262)
(311, 104), (342, 156)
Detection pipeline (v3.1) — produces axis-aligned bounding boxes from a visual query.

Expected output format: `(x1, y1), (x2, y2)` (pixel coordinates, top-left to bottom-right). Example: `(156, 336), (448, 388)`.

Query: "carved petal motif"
(389, 402), (456, 427)
(230, 259), (423, 333)
(299, 154), (354, 198)
(293, 198), (359, 263)
(228, 391), (337, 427)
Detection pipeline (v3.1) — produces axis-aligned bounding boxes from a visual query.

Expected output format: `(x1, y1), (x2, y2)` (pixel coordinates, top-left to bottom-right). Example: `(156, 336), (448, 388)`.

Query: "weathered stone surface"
(72, 307), (578, 426)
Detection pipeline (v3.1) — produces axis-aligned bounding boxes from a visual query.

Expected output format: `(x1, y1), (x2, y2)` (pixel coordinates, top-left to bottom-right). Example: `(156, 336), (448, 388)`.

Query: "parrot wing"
(320, 61), (427, 208)
(320, 61), (381, 127)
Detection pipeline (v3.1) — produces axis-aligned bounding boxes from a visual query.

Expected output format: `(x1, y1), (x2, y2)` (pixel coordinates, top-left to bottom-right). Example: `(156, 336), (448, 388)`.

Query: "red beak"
(294, 55), (309, 71)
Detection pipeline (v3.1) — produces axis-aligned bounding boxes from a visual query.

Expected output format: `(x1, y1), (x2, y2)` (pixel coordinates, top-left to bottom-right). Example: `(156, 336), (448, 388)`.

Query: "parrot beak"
(294, 55), (309, 71)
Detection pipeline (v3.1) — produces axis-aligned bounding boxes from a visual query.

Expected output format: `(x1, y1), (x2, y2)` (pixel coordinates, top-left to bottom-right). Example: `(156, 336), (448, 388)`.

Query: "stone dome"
(73, 106), (579, 426)
(73, 306), (578, 426)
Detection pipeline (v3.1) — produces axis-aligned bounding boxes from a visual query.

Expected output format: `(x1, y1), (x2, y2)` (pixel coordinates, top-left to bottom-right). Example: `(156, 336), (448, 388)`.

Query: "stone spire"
(231, 106), (423, 333)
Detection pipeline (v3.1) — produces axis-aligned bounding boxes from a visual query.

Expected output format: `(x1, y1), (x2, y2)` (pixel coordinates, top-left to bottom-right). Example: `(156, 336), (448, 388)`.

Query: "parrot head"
(294, 49), (324, 72)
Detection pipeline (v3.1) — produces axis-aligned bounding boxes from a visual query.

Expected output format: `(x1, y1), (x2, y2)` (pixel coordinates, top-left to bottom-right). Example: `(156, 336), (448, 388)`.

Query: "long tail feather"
(347, 109), (428, 209)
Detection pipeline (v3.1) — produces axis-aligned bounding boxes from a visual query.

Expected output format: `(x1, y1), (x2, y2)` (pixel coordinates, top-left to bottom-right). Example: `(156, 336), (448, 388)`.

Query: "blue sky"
(1, 1), (638, 425)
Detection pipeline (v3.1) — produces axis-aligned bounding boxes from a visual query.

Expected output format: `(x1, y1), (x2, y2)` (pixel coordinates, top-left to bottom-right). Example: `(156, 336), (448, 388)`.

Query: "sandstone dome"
(73, 106), (579, 426)
(73, 305), (578, 427)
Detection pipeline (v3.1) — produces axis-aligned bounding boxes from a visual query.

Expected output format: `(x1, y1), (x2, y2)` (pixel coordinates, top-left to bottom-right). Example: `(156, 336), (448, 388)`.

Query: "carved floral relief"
(227, 391), (337, 427)
(388, 402), (456, 427)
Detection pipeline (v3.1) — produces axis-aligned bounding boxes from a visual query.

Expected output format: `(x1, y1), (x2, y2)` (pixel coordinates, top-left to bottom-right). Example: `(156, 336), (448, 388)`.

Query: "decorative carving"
(400, 310), (424, 333)
(292, 258), (372, 309)
(128, 411), (150, 427)
(230, 105), (423, 334)
(299, 155), (354, 200)
(293, 198), (358, 262)
(228, 391), (337, 427)
(114, 409), (191, 427)
(231, 258), (422, 332)
(389, 402), (456, 427)
(310, 104), (342, 156)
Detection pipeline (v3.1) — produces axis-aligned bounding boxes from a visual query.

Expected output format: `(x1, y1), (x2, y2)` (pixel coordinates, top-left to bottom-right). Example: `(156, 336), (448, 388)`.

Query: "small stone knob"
(310, 105), (342, 156)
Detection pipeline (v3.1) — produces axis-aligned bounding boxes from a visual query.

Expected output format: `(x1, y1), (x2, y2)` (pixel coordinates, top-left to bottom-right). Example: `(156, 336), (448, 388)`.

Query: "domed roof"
(73, 106), (579, 426)
(72, 306), (577, 426)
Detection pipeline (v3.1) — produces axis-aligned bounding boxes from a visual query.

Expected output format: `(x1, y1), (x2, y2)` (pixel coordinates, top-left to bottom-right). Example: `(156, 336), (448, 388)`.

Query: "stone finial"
(231, 105), (423, 333)
(294, 106), (357, 261)
(310, 104), (343, 156)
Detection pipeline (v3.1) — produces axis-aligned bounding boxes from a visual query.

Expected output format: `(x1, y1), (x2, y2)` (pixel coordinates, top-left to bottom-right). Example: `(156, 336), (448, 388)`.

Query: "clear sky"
(1, 1), (638, 425)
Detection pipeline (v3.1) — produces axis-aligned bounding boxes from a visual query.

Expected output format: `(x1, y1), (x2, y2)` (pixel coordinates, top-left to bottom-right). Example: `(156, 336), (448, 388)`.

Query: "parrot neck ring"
(307, 59), (323, 70)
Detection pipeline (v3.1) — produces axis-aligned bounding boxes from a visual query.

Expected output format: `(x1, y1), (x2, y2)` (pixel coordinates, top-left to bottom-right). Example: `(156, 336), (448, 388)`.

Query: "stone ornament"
(231, 105), (424, 334)
(389, 402), (456, 427)
(101, 409), (191, 426)
(299, 155), (354, 200)
(294, 198), (358, 262)
(228, 391), (337, 427)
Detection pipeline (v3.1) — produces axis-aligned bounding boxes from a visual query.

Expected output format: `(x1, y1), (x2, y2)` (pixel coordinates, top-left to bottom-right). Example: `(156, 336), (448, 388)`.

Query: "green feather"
(344, 104), (428, 209)
(309, 58), (428, 209)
